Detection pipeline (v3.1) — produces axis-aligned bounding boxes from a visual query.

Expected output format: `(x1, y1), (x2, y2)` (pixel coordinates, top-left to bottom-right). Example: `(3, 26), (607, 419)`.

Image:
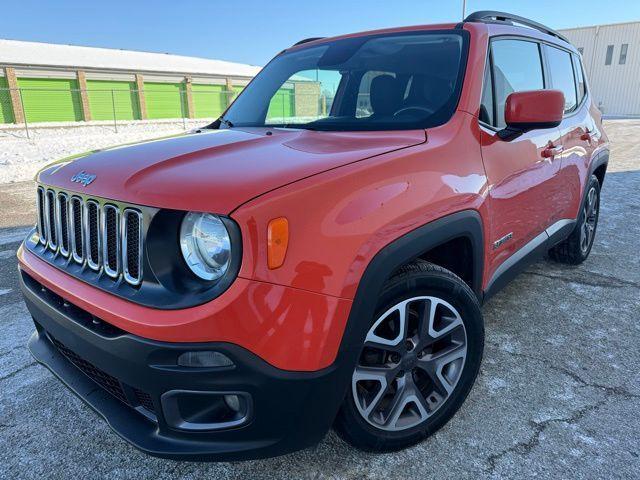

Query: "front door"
(479, 38), (563, 282)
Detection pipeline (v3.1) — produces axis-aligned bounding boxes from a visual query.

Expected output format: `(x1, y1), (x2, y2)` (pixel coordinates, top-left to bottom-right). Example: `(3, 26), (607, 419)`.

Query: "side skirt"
(483, 218), (576, 301)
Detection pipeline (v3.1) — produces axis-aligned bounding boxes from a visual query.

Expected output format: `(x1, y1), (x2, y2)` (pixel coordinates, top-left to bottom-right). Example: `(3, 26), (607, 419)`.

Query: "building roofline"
(0, 36), (213, 58)
(0, 38), (262, 78)
(0, 62), (256, 80)
(558, 19), (640, 32)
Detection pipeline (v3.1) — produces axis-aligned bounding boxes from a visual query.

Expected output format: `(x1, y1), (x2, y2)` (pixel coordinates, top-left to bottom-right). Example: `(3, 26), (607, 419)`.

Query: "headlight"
(180, 212), (231, 281)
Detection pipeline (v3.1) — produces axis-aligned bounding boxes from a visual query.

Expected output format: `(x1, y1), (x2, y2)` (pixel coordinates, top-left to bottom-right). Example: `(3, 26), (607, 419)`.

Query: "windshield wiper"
(218, 117), (234, 128)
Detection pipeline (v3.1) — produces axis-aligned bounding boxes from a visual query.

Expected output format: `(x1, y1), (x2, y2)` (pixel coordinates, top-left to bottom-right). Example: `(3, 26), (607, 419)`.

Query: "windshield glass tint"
(223, 32), (466, 131)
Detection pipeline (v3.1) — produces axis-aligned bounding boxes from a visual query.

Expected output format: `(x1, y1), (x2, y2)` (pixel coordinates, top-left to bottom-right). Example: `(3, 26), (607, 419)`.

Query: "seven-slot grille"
(36, 186), (143, 286)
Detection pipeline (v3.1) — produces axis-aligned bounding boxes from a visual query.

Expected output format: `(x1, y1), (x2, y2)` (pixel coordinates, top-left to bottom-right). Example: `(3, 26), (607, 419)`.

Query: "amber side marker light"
(267, 217), (289, 270)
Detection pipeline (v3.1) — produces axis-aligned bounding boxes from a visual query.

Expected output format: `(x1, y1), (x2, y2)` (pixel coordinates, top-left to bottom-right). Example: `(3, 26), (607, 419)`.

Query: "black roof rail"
(464, 11), (570, 44)
(292, 37), (325, 47)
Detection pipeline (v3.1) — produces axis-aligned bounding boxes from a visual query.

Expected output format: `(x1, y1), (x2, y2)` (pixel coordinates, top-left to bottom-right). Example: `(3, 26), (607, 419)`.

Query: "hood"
(37, 127), (426, 213)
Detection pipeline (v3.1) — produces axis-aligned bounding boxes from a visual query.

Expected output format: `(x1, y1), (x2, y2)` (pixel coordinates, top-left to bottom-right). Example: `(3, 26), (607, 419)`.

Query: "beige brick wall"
(184, 76), (195, 119)
(3, 67), (24, 123)
(76, 70), (92, 121)
(294, 82), (321, 117)
(135, 73), (147, 119)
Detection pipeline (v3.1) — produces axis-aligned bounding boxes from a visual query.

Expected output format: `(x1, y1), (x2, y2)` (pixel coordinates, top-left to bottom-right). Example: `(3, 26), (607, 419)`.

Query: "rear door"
(543, 46), (596, 223)
(479, 38), (563, 279)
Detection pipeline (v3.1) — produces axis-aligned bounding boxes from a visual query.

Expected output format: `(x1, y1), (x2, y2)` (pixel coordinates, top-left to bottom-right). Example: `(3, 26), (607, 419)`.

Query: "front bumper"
(20, 268), (350, 461)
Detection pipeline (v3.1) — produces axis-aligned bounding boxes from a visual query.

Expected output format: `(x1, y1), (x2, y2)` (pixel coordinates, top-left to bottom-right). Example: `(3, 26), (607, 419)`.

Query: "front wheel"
(334, 261), (484, 452)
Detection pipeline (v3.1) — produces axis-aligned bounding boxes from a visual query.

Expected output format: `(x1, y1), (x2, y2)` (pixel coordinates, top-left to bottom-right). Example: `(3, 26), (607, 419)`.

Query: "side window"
(605, 45), (614, 65)
(545, 45), (578, 113)
(479, 61), (494, 125)
(490, 40), (544, 129)
(572, 54), (586, 104)
(264, 69), (342, 125)
(620, 44), (629, 65)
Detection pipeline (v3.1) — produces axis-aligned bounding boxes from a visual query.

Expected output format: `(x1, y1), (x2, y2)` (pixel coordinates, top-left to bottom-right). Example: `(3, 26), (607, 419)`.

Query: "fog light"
(177, 351), (234, 368)
(161, 390), (252, 431)
(224, 394), (241, 412)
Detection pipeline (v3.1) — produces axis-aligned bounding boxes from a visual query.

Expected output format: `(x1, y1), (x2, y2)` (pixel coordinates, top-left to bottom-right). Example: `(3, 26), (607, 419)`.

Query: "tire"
(549, 175), (601, 265)
(334, 260), (484, 452)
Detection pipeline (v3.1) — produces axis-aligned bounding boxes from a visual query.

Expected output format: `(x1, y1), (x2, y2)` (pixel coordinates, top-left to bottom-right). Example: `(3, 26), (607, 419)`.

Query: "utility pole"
(462, 0), (466, 20)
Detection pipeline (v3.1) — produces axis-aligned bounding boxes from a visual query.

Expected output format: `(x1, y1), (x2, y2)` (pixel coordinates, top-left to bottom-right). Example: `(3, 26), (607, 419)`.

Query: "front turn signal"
(267, 217), (289, 270)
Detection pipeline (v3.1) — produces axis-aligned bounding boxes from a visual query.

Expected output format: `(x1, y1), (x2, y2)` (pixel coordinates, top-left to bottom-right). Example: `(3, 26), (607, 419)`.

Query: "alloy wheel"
(580, 186), (599, 254)
(352, 296), (467, 431)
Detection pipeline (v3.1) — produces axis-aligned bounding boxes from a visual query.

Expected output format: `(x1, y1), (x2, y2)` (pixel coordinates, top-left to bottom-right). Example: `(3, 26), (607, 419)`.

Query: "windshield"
(222, 31), (467, 131)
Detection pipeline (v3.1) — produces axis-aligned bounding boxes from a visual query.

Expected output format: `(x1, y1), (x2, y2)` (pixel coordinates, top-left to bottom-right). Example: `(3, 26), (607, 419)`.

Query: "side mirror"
(499, 90), (565, 140)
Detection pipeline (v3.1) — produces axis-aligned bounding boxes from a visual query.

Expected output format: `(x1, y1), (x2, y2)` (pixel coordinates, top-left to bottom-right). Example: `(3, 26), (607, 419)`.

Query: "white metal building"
(559, 21), (640, 116)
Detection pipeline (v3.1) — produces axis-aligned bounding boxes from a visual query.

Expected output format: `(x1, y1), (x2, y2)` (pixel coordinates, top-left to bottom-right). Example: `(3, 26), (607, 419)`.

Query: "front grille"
(57, 193), (70, 256)
(103, 205), (120, 277)
(133, 388), (155, 412)
(35, 186), (143, 286)
(70, 197), (84, 262)
(86, 200), (101, 270)
(36, 187), (46, 245)
(49, 334), (128, 404)
(123, 209), (142, 286)
(45, 190), (57, 250)
(48, 333), (156, 415)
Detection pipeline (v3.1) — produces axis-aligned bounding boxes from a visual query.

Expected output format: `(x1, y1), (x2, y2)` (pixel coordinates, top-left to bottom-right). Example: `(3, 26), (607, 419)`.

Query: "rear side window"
(545, 45), (578, 113)
(490, 40), (544, 129)
(572, 54), (586, 104)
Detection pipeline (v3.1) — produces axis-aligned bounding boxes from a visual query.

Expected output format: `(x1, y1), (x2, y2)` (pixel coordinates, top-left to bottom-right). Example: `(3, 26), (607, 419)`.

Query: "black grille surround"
(26, 185), (243, 310)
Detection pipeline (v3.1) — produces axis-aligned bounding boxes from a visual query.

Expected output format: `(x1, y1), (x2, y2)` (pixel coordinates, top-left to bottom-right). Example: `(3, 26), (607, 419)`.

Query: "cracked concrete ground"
(0, 120), (639, 479)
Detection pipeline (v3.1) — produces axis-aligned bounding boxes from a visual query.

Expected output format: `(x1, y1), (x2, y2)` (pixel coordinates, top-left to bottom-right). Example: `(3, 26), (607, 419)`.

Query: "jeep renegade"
(18, 11), (609, 460)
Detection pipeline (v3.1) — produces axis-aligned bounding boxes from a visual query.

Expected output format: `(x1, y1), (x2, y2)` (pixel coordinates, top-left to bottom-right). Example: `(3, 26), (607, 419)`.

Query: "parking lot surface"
(0, 121), (638, 479)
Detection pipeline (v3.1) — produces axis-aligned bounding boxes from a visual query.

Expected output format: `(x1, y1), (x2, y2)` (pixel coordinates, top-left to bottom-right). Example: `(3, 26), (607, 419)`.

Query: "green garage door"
(267, 87), (295, 121)
(86, 80), (140, 120)
(144, 82), (187, 119)
(191, 84), (228, 118)
(18, 78), (83, 122)
(0, 77), (15, 123)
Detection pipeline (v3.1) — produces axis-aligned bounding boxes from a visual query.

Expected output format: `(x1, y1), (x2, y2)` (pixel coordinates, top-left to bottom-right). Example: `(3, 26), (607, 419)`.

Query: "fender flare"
(336, 209), (484, 359)
(589, 148), (609, 184)
(322, 210), (484, 426)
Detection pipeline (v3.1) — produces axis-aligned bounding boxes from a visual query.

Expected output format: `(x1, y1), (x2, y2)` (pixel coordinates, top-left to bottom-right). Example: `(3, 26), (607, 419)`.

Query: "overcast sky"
(4, 0), (640, 66)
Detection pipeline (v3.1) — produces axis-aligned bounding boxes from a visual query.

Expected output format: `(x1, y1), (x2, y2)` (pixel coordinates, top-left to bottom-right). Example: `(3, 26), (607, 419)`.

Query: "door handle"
(581, 129), (597, 141)
(542, 145), (564, 158)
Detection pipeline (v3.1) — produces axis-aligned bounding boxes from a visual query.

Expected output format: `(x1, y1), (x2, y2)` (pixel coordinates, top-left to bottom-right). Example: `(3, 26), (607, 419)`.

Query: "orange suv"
(18, 11), (609, 460)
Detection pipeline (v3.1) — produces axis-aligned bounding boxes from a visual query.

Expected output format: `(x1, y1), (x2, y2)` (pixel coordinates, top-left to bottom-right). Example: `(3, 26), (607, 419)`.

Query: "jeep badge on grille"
(71, 171), (97, 186)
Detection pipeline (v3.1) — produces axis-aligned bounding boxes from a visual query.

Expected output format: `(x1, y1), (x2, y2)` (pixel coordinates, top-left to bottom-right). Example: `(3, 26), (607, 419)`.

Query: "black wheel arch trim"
(589, 148), (609, 184)
(327, 209), (484, 430)
(337, 210), (484, 357)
